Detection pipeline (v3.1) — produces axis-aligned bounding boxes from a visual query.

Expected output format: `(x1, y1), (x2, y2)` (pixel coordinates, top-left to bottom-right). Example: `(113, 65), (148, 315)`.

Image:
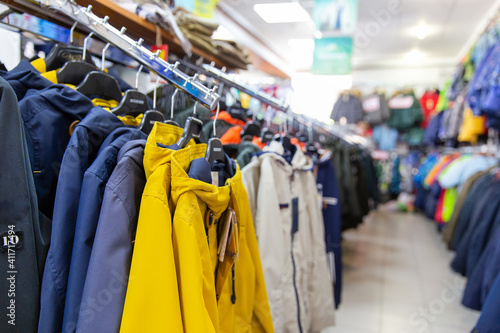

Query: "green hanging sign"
(312, 37), (353, 75)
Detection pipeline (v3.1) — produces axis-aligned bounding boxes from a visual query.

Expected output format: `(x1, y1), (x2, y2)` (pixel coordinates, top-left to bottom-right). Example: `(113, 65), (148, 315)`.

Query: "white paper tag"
(211, 171), (219, 187)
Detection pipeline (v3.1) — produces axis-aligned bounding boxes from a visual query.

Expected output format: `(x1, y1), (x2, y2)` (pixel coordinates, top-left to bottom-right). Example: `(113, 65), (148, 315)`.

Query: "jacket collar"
(263, 140), (313, 171)
(143, 122), (187, 179)
(117, 139), (147, 164)
(171, 144), (231, 220)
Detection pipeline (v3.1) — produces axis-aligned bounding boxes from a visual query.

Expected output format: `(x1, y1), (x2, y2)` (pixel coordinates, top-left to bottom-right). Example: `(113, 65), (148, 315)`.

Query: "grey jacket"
(330, 93), (364, 124)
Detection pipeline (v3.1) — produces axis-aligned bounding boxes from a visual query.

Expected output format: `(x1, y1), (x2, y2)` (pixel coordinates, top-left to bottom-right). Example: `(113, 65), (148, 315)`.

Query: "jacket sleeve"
(304, 172), (336, 332)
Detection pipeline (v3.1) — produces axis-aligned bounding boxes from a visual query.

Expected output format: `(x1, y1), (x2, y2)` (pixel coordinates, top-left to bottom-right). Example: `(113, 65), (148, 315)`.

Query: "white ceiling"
(216, 0), (500, 85)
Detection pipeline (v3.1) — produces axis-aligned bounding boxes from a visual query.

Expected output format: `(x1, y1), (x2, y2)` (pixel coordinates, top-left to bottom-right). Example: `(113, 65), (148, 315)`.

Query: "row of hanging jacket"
(0, 36), (351, 332)
(411, 151), (500, 332)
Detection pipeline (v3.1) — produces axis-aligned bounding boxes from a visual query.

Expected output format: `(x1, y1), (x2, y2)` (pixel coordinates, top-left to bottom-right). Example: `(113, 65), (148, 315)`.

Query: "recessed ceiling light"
(412, 22), (432, 39)
(253, 3), (310, 24)
(406, 49), (424, 61)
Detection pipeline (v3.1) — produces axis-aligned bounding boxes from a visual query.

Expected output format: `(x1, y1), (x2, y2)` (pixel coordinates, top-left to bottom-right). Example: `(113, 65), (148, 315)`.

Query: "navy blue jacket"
(0, 77), (45, 333)
(38, 107), (126, 333)
(451, 179), (500, 276)
(20, 85), (95, 219)
(62, 128), (146, 332)
(0, 60), (52, 100)
(77, 140), (146, 333)
(450, 174), (493, 250)
(316, 156), (342, 308)
(471, 272), (500, 332)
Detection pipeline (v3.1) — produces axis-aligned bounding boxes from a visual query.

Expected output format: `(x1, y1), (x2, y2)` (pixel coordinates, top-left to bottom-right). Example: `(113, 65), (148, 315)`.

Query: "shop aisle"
(326, 207), (480, 333)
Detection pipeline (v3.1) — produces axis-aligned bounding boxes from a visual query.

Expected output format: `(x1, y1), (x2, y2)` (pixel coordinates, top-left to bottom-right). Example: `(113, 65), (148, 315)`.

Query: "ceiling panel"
(218, 0), (498, 78)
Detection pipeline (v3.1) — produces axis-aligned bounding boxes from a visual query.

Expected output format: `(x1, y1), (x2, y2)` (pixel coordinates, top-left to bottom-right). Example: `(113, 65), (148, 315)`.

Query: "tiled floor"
(323, 207), (480, 333)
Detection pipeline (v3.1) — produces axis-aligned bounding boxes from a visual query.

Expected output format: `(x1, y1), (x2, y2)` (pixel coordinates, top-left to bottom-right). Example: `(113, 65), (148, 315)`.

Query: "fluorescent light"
(254, 3), (310, 23)
(412, 22), (433, 39)
(406, 49), (424, 62)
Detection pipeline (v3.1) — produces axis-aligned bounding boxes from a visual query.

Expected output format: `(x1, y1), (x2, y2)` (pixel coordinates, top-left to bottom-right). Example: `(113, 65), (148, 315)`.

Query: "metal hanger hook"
(69, 22), (77, 44)
(153, 76), (161, 110)
(101, 43), (110, 71)
(171, 89), (179, 121)
(82, 31), (94, 61)
(213, 102), (220, 137)
(135, 65), (143, 90)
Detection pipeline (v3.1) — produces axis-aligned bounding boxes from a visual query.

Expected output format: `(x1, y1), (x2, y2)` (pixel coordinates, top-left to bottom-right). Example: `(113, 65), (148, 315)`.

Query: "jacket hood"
(171, 144), (231, 220)
(1, 61), (52, 100)
(117, 139), (147, 164)
(143, 122), (189, 179)
(20, 84), (94, 121)
(263, 140), (313, 171)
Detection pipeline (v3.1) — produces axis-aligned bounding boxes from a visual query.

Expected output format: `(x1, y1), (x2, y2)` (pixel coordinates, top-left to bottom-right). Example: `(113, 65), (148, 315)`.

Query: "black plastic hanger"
(164, 88), (180, 127)
(260, 128), (274, 143)
(139, 76), (165, 134)
(177, 117), (203, 147)
(205, 103), (226, 164)
(57, 61), (99, 85)
(53, 27), (98, 85)
(45, 43), (95, 71)
(240, 121), (261, 140)
(112, 65), (151, 117)
(76, 43), (122, 101)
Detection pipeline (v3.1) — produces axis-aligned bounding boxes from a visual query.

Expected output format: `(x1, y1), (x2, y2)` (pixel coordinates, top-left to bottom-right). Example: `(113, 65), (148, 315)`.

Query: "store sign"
(312, 0), (358, 34)
(312, 37), (353, 75)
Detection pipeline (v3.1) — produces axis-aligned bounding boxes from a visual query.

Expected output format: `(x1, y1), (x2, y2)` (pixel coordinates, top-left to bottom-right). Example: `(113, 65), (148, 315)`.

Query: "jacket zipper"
(290, 240), (303, 333)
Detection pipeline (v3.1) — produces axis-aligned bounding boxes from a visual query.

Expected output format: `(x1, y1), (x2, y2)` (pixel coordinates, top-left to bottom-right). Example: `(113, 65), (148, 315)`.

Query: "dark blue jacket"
(0, 77), (45, 333)
(471, 272), (500, 333)
(450, 174), (493, 250)
(424, 182), (441, 220)
(38, 107), (125, 333)
(0, 60), (52, 100)
(76, 140), (146, 333)
(451, 179), (500, 276)
(62, 128), (146, 332)
(20, 85), (95, 219)
(315, 156), (342, 308)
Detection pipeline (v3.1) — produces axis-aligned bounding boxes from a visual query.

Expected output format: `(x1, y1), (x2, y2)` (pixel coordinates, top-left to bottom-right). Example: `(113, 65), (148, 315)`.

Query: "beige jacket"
(242, 141), (335, 333)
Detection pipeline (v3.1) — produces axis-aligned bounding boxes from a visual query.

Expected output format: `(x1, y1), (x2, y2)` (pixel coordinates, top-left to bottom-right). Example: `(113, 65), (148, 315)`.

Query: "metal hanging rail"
(201, 63), (289, 112)
(6, 0), (220, 109)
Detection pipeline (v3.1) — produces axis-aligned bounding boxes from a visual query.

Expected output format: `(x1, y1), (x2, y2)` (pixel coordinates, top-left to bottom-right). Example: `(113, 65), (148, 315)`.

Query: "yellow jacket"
(170, 145), (274, 333)
(120, 123), (189, 333)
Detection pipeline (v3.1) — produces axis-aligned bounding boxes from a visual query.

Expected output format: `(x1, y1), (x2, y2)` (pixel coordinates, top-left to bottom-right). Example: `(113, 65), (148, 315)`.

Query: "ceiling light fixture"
(253, 3), (310, 24)
(406, 49), (424, 62)
(413, 22), (432, 39)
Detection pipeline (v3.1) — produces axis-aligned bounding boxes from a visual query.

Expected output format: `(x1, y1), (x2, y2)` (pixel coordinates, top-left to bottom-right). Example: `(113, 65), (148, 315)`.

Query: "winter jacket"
(471, 271), (500, 332)
(62, 128), (146, 332)
(170, 145), (274, 333)
(458, 108), (486, 144)
(330, 93), (363, 124)
(362, 93), (390, 126)
(242, 141), (335, 333)
(419, 90), (439, 128)
(38, 106), (122, 333)
(387, 91), (424, 130)
(0, 77), (46, 333)
(442, 169), (492, 249)
(77, 140), (146, 333)
(0, 60), (52, 100)
(119, 123), (191, 332)
(372, 125), (398, 151)
(315, 153), (342, 308)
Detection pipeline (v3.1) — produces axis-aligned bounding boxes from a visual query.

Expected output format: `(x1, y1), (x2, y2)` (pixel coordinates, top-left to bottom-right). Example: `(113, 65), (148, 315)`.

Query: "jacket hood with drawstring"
(170, 145), (274, 333)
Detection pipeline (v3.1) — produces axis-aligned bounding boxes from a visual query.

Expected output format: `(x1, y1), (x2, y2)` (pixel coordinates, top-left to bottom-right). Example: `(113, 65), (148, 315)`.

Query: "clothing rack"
(4, 0), (220, 109)
(201, 63), (289, 112)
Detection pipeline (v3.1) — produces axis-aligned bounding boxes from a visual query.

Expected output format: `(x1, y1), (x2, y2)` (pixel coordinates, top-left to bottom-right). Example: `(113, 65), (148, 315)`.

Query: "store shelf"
(74, 0), (237, 68)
